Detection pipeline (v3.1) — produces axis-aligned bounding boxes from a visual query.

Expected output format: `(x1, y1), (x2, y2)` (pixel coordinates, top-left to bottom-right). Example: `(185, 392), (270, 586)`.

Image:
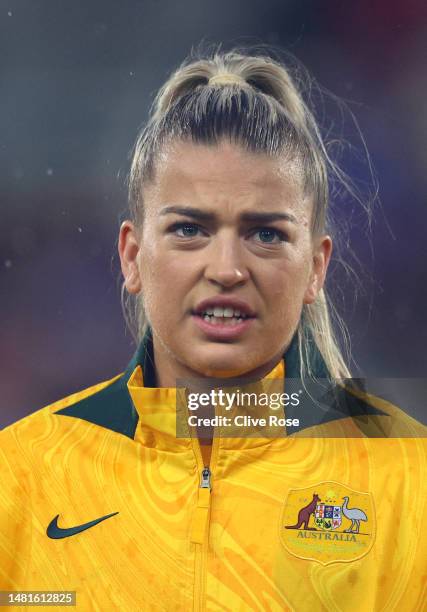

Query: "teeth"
(202, 306), (247, 318)
(202, 315), (245, 326)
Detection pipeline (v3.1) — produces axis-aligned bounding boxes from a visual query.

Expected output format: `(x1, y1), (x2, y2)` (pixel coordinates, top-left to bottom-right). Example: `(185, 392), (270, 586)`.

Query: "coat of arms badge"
(279, 481), (375, 564)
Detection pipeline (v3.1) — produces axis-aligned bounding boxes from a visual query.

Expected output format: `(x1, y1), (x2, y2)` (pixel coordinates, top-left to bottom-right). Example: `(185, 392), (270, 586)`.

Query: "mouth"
(191, 297), (257, 340)
(190, 305), (256, 340)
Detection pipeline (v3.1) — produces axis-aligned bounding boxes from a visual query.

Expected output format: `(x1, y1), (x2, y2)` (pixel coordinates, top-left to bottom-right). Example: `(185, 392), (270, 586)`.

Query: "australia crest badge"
(279, 481), (376, 565)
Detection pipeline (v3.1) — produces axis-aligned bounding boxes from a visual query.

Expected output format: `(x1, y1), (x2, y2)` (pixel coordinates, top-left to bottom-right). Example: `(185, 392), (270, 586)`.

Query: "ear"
(118, 220), (142, 294)
(303, 235), (333, 305)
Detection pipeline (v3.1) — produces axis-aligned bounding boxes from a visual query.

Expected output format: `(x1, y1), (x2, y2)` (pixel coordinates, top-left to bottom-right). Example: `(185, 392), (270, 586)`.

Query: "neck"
(152, 334), (285, 392)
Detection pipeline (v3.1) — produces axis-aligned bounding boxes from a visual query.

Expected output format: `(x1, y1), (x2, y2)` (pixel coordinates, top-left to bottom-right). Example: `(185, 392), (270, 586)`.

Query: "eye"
(251, 228), (288, 244)
(169, 222), (205, 238)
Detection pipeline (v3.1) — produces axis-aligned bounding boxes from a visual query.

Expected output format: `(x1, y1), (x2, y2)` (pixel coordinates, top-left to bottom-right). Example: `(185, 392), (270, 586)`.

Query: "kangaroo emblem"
(285, 493), (320, 530)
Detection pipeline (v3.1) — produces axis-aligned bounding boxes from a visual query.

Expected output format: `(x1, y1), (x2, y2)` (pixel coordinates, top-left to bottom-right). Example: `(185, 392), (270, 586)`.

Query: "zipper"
(187, 402), (220, 612)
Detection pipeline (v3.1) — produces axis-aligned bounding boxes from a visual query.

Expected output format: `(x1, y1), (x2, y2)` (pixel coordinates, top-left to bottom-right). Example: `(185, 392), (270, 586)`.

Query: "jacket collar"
(55, 327), (386, 439)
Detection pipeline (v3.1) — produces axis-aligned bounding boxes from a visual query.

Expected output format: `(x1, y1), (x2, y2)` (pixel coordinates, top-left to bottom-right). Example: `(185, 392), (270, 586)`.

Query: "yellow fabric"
(190, 488), (211, 545)
(0, 359), (426, 611)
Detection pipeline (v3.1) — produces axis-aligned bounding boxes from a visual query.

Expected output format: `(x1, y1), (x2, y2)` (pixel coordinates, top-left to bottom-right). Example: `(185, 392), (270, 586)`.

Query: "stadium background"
(1, 0), (426, 427)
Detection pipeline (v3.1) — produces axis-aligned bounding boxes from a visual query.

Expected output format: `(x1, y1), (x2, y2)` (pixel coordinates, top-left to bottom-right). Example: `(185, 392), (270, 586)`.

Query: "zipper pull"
(200, 467), (211, 489)
(191, 467), (212, 544)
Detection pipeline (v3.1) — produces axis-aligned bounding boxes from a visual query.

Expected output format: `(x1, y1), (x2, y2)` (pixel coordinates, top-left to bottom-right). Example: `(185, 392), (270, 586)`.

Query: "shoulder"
(341, 383), (427, 438)
(292, 378), (427, 438)
(0, 371), (125, 470)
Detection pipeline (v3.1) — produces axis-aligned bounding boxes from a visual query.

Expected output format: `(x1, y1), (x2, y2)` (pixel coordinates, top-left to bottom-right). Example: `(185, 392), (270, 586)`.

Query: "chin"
(190, 347), (259, 379)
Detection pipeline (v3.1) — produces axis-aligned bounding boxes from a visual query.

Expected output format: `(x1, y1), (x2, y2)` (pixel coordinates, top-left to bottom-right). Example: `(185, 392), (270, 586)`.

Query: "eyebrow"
(159, 205), (298, 224)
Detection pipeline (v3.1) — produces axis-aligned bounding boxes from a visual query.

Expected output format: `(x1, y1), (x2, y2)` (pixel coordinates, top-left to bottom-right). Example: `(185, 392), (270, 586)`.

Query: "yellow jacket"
(1, 332), (426, 611)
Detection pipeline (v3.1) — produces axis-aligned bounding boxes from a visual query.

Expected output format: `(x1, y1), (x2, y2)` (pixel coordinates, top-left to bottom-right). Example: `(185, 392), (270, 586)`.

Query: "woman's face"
(119, 140), (331, 383)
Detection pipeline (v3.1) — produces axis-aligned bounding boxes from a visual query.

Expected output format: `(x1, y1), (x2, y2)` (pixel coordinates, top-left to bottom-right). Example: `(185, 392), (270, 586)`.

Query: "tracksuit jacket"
(0, 330), (426, 611)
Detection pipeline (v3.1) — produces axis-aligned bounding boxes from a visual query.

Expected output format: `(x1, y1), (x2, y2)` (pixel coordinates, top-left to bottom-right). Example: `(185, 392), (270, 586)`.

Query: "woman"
(1, 48), (425, 611)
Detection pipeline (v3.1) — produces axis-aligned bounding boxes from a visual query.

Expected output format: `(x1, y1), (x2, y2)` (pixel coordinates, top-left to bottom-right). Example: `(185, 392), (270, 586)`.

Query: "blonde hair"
(123, 46), (373, 379)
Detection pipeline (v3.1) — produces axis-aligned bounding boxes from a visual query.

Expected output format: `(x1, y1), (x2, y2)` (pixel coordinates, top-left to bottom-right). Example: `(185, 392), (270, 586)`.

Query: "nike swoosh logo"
(46, 512), (119, 539)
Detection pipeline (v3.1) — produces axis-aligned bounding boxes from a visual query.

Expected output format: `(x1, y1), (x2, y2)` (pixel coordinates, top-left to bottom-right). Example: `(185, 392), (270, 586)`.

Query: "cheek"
(267, 249), (311, 285)
(137, 247), (193, 319)
(260, 257), (311, 319)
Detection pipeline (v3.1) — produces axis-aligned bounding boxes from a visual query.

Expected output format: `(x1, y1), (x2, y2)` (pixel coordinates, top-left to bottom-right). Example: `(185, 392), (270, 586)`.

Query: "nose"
(203, 231), (250, 288)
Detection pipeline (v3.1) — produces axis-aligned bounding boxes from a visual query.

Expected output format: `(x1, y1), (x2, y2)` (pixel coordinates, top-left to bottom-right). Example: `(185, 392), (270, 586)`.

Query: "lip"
(191, 313), (255, 340)
(193, 296), (256, 318)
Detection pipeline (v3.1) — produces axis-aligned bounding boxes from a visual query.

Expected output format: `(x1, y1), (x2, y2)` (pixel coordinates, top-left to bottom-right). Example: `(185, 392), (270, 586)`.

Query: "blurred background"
(1, 0), (426, 428)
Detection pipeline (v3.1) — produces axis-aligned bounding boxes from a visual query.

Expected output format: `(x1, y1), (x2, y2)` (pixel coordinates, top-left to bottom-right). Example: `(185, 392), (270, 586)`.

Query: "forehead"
(145, 139), (309, 214)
